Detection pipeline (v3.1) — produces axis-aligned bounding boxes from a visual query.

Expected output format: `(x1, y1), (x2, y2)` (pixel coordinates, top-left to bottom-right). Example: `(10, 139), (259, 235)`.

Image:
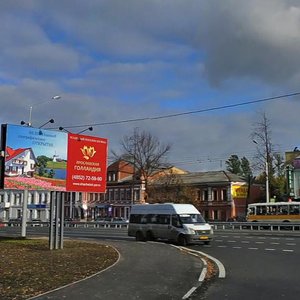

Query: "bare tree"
(251, 112), (275, 201)
(251, 112), (274, 173)
(112, 128), (171, 202)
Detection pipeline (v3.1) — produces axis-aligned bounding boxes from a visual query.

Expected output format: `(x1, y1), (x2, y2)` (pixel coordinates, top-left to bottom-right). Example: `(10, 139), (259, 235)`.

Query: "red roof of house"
(6, 146), (30, 161)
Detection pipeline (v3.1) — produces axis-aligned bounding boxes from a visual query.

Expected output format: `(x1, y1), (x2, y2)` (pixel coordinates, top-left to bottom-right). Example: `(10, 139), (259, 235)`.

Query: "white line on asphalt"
(271, 237), (280, 240)
(286, 238), (295, 240)
(265, 248), (275, 251)
(218, 245), (227, 248)
(228, 240), (237, 243)
(282, 249), (294, 252)
(233, 246), (242, 249)
(258, 237), (266, 239)
(198, 258), (207, 282)
(248, 247), (258, 250)
(286, 243), (296, 246)
(270, 242), (280, 245)
(178, 247), (226, 279)
(182, 287), (197, 299)
(221, 236), (229, 238)
(241, 241), (250, 243)
(255, 241), (265, 244)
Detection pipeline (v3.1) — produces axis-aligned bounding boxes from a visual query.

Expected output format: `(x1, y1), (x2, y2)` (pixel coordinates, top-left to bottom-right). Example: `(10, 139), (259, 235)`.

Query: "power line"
(56, 91), (300, 129)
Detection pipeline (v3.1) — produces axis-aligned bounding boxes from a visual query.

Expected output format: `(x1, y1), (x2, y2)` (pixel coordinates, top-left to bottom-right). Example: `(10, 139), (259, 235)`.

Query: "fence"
(2, 220), (300, 231)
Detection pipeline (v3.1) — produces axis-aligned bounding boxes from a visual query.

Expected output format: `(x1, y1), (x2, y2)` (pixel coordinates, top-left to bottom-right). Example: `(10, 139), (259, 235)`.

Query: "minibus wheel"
(146, 231), (155, 241)
(136, 231), (145, 241)
(178, 234), (187, 246)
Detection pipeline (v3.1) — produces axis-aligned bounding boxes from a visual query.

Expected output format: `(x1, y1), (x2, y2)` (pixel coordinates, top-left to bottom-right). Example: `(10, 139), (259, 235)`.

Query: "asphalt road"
(189, 231), (300, 300)
(2, 226), (300, 299)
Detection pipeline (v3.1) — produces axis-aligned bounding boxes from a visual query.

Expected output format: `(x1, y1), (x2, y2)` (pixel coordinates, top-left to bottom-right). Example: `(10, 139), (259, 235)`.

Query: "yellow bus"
(247, 202), (300, 223)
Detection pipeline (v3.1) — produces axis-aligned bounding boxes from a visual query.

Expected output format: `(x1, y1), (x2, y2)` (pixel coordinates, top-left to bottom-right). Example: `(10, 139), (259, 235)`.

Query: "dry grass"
(0, 237), (119, 300)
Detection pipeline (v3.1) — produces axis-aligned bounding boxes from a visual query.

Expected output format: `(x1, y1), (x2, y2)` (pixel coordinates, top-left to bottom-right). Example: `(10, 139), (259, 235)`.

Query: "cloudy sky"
(1, 0), (300, 172)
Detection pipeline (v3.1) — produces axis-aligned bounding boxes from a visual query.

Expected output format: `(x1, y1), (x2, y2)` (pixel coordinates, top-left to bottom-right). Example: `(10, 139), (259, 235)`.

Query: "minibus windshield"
(179, 214), (206, 224)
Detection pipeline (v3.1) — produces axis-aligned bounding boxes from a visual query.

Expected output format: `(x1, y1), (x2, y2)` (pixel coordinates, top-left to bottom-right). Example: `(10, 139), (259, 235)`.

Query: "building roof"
(178, 171), (245, 185)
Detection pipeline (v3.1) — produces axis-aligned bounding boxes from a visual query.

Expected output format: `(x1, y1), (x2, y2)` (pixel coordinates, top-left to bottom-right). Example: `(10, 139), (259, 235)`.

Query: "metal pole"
(49, 192), (55, 250)
(266, 161), (270, 203)
(21, 189), (28, 238)
(55, 192), (60, 249)
(28, 106), (33, 126)
(59, 192), (65, 249)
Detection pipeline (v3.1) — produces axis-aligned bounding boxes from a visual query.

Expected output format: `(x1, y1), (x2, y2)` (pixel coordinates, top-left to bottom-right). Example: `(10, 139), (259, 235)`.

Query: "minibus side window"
(171, 215), (182, 228)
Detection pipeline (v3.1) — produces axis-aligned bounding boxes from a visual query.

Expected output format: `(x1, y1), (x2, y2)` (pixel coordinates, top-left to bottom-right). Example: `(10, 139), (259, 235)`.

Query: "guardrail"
(1, 221), (129, 229)
(2, 221), (300, 231)
(211, 221), (300, 231)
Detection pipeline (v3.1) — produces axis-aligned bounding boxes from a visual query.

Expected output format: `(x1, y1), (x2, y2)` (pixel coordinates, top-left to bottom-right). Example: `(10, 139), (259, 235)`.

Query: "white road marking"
(218, 245), (227, 248)
(228, 240), (236, 243)
(233, 246), (242, 249)
(282, 249), (294, 253)
(241, 241), (250, 243)
(265, 248), (275, 251)
(248, 247), (258, 250)
(255, 241), (265, 244)
(286, 243), (296, 246)
(270, 242), (280, 245)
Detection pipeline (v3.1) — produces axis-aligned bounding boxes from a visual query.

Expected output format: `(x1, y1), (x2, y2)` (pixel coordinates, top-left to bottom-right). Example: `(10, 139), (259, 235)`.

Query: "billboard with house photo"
(0, 124), (108, 192)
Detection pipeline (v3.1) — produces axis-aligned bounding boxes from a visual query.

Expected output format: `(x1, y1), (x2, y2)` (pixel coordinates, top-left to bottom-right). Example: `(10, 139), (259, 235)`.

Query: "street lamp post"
(25, 95), (61, 126)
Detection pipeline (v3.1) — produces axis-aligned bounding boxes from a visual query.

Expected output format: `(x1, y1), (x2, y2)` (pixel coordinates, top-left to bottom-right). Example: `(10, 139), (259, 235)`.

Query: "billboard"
(0, 124), (107, 192)
(66, 133), (107, 192)
(231, 184), (248, 199)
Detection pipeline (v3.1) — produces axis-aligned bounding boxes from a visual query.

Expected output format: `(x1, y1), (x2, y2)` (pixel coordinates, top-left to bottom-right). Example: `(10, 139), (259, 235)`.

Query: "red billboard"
(66, 133), (108, 192)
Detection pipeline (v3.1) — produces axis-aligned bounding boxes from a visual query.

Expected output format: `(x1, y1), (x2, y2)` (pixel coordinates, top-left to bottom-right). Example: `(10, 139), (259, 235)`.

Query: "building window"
(221, 189), (228, 201)
(108, 172), (116, 182)
(109, 189), (114, 201)
(214, 210), (218, 220)
(212, 189), (218, 201)
(202, 190), (209, 201)
(114, 189), (119, 201)
(120, 189), (125, 200)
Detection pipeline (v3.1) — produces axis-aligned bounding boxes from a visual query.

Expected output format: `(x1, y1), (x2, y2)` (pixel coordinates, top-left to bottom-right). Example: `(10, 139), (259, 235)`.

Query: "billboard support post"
(49, 191), (64, 250)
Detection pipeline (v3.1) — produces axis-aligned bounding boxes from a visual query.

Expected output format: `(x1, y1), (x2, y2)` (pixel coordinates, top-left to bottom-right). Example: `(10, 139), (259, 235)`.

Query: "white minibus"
(128, 203), (213, 246)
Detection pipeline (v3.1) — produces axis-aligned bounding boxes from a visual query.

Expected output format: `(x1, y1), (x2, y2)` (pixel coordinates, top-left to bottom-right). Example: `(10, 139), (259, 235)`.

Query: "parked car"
(111, 217), (129, 224)
(8, 218), (22, 226)
(30, 219), (42, 227)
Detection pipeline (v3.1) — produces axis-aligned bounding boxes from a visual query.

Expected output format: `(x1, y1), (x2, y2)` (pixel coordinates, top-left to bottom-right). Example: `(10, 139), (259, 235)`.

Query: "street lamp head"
(52, 95), (61, 100)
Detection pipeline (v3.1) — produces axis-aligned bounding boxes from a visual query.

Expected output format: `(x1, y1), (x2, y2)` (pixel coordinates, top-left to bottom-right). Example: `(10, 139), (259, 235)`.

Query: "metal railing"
(210, 221), (300, 231)
(2, 220), (300, 231)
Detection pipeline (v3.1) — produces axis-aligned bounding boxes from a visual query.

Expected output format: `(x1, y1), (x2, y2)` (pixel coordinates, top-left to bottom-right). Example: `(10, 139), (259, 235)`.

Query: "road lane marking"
(283, 249), (294, 252)
(270, 242), (280, 245)
(218, 245), (227, 248)
(286, 243), (296, 246)
(265, 248), (275, 251)
(248, 247), (258, 250)
(255, 241), (264, 244)
(233, 246), (242, 249)
(228, 240), (237, 243)
(241, 241), (250, 243)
